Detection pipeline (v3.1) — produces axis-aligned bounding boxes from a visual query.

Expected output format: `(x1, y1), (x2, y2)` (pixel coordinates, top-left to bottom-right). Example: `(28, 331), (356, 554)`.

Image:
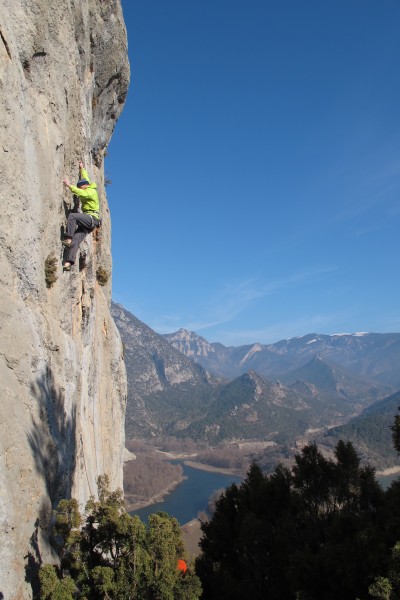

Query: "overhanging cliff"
(0, 1), (129, 597)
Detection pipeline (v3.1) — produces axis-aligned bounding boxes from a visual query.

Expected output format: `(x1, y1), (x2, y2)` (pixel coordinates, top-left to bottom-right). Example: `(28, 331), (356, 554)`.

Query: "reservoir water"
(377, 472), (400, 489)
(131, 463), (242, 525)
(130, 464), (400, 525)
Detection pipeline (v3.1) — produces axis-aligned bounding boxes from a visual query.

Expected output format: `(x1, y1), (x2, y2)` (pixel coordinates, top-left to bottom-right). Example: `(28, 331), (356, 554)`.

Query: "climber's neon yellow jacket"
(69, 167), (100, 217)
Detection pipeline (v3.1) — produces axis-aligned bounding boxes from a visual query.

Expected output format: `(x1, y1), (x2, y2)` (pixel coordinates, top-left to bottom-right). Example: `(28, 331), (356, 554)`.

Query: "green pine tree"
(38, 476), (201, 600)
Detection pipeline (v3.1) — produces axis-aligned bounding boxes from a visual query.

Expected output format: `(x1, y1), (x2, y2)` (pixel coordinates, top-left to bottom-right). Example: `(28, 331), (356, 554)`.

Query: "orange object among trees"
(177, 559), (188, 574)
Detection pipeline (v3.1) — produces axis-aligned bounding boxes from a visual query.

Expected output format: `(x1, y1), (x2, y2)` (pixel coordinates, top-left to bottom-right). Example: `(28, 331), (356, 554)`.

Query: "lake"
(129, 463), (400, 525)
(377, 471), (400, 489)
(130, 462), (242, 525)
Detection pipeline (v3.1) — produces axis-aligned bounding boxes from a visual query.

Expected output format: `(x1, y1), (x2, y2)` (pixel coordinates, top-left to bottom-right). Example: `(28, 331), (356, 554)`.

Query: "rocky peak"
(239, 343), (265, 366)
(164, 328), (216, 357)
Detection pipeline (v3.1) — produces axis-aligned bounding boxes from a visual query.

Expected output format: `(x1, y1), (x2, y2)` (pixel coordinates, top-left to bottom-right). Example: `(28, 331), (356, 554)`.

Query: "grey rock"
(111, 303), (219, 438)
(0, 1), (129, 596)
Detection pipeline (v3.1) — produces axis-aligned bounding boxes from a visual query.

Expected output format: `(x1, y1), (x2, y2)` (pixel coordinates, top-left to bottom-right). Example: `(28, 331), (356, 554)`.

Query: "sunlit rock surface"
(0, 1), (129, 596)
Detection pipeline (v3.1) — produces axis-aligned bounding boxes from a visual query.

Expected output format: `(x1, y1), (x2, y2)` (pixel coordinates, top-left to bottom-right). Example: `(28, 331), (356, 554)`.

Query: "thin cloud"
(378, 313), (400, 331)
(353, 224), (382, 237)
(148, 267), (337, 335)
(151, 316), (225, 335)
(331, 150), (400, 224)
(216, 311), (350, 346)
(209, 267), (337, 321)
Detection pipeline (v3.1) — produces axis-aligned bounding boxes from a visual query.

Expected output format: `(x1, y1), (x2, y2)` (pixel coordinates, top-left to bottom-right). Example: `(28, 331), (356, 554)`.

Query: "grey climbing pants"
(65, 212), (98, 264)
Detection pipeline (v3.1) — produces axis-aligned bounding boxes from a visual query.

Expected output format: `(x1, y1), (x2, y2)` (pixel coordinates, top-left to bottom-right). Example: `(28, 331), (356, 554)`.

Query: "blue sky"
(107, 0), (400, 346)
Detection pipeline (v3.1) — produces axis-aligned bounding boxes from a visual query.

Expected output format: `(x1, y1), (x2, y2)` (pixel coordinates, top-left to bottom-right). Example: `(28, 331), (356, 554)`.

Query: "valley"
(112, 302), (400, 507)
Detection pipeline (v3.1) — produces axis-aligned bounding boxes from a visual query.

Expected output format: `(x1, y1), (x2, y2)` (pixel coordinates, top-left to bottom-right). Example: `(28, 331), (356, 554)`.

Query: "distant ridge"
(164, 330), (400, 387)
(281, 355), (388, 405)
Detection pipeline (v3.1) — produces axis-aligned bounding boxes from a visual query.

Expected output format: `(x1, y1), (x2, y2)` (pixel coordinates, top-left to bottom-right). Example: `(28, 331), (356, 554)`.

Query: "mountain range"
(164, 329), (400, 387)
(112, 303), (400, 463)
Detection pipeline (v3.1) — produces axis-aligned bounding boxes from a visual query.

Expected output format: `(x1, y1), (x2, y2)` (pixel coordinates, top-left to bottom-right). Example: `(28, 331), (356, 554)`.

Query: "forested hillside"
(322, 391), (400, 468)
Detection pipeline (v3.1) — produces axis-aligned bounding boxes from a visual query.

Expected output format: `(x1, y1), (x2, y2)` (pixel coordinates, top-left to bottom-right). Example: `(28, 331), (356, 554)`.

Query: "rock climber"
(62, 161), (101, 271)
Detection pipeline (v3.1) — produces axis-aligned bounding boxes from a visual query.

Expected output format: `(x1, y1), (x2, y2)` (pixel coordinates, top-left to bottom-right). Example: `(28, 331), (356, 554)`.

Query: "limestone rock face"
(0, 1), (129, 597)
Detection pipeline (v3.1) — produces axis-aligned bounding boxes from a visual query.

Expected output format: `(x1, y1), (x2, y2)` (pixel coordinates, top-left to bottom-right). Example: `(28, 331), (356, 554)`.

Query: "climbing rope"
(80, 432), (93, 497)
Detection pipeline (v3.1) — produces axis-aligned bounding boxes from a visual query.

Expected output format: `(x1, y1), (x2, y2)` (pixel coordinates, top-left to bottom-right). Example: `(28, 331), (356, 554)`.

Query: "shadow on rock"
(24, 517), (41, 598)
(24, 498), (61, 598)
(28, 365), (76, 507)
(26, 367), (77, 593)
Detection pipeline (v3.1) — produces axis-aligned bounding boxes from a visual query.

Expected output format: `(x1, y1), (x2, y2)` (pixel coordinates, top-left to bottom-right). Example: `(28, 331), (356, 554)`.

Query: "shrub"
(45, 254), (58, 288)
(96, 266), (110, 286)
(38, 564), (75, 599)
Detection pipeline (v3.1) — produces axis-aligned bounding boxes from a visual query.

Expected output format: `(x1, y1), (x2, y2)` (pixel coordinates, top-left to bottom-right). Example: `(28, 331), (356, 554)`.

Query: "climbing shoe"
(63, 263), (72, 271)
(62, 238), (72, 247)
